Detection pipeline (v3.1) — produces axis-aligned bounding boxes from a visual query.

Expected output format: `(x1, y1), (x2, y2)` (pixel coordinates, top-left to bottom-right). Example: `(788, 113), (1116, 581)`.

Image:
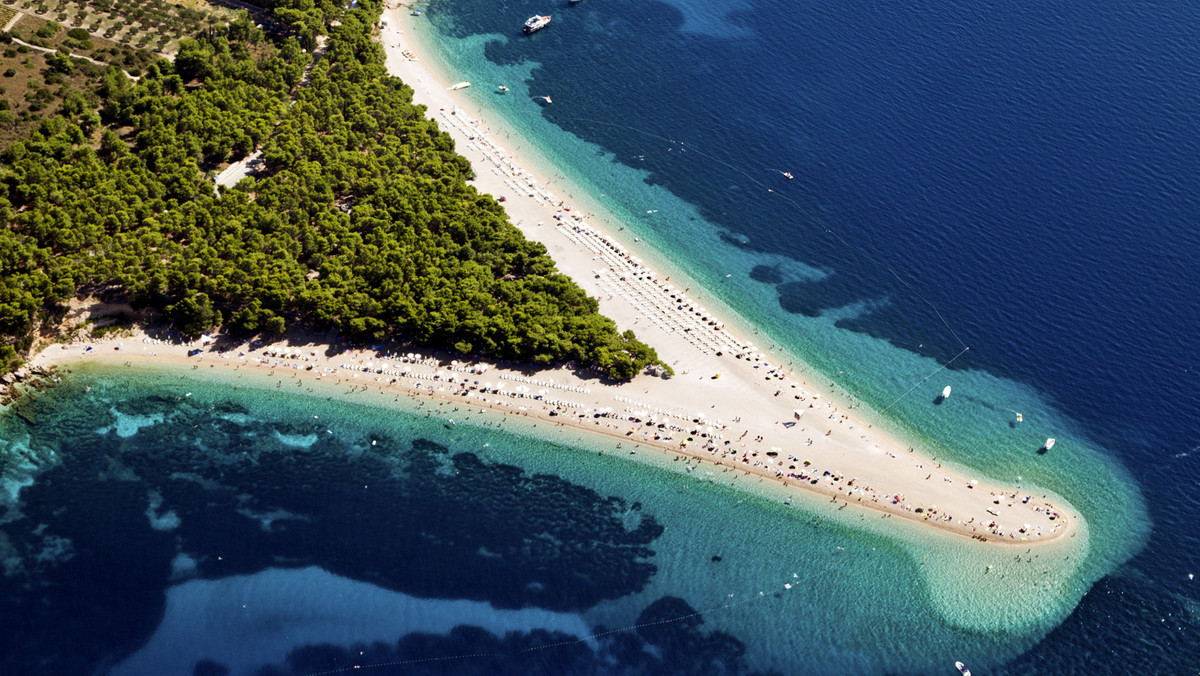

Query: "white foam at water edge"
(111, 566), (594, 676)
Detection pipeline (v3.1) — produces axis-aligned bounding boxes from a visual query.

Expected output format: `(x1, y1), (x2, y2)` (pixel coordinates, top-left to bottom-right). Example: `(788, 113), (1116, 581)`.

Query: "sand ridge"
(29, 298), (1072, 549)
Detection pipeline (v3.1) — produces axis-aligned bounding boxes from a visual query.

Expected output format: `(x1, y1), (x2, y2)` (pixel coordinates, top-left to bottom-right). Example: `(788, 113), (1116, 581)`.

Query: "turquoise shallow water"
(0, 363), (1139, 674)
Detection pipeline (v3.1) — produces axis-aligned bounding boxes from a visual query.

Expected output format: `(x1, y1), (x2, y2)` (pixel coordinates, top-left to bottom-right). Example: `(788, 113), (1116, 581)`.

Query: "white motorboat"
(523, 14), (551, 33)
(1043, 438), (1056, 451)
(955, 662), (971, 676)
(941, 385), (951, 400)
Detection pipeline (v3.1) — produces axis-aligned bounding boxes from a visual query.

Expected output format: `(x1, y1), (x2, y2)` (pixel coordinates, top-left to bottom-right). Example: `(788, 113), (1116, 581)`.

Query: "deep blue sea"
(3, 0), (1199, 673)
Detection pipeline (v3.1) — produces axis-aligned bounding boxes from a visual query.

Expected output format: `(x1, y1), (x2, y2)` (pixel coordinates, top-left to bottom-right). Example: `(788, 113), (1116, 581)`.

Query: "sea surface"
(3, 0), (1199, 673)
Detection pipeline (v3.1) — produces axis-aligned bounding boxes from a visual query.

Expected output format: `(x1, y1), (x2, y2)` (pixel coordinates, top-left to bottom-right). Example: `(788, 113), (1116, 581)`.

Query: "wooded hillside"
(0, 0), (664, 380)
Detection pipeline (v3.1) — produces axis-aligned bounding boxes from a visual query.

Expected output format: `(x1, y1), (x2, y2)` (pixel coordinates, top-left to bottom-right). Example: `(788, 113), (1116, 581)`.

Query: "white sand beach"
(21, 5), (1079, 548)
(32, 310), (1073, 549)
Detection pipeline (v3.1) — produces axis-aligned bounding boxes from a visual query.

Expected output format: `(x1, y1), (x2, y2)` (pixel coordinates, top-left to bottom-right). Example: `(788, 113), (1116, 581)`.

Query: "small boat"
(497, 85), (509, 92)
(536, 95), (552, 104)
(955, 662), (971, 676)
(449, 81), (471, 90)
(783, 171), (794, 179)
(523, 14), (551, 33)
(411, 8), (422, 15)
(941, 385), (952, 401)
(1043, 438), (1056, 451)
(569, 0), (584, 4)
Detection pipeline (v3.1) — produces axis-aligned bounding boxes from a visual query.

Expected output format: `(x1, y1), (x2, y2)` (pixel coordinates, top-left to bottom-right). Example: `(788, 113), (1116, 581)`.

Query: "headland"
(12, 3), (1081, 549)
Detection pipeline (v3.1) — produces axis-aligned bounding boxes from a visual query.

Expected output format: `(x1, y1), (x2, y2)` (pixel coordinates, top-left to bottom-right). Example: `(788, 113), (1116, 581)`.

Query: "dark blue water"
(428, 0), (1200, 671)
